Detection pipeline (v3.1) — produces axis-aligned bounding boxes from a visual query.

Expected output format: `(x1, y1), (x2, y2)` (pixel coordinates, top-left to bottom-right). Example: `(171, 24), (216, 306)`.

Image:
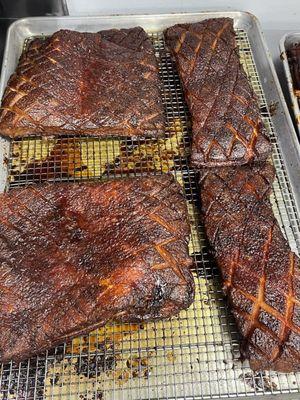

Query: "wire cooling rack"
(1, 29), (300, 400)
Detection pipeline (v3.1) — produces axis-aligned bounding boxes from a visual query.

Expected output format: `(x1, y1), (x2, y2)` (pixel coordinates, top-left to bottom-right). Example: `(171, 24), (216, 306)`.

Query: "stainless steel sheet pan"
(0, 11), (300, 400)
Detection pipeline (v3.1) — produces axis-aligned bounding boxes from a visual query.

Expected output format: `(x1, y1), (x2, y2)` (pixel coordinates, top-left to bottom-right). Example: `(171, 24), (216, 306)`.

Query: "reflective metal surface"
(0, 12), (299, 400)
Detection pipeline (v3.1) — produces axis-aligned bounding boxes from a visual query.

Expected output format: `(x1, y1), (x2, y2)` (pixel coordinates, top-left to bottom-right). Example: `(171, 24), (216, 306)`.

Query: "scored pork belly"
(164, 18), (271, 167)
(200, 163), (300, 372)
(0, 174), (194, 363)
(0, 28), (165, 138)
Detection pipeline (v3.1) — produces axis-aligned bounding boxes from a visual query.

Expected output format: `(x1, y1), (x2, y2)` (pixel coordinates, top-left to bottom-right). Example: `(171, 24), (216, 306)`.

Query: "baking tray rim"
(280, 32), (300, 135)
(0, 10), (257, 96)
(0, 10), (289, 96)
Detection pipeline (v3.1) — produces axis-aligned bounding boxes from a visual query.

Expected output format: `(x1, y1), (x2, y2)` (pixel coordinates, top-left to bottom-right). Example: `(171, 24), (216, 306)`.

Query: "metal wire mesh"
(1, 29), (300, 400)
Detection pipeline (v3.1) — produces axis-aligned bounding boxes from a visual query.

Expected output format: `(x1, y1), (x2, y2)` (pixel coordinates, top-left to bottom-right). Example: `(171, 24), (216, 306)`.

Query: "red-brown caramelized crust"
(0, 174), (194, 363)
(165, 18), (271, 167)
(0, 28), (165, 138)
(200, 163), (300, 372)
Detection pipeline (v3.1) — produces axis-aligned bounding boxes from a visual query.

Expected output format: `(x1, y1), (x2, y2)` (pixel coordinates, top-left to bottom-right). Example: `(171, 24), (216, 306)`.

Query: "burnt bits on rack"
(7, 34), (191, 186)
(8, 119), (189, 186)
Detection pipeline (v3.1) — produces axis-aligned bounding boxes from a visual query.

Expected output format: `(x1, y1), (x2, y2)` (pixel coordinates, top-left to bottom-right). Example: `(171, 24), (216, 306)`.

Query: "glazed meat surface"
(164, 18), (271, 167)
(0, 28), (165, 138)
(200, 163), (300, 372)
(0, 174), (194, 363)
